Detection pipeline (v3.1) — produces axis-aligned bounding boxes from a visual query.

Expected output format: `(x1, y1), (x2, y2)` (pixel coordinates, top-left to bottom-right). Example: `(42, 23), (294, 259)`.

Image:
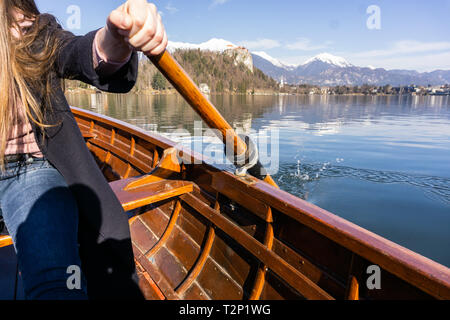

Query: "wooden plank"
(72, 107), (178, 153)
(164, 222), (202, 274)
(81, 132), (97, 140)
(151, 246), (189, 290)
(211, 173), (271, 223)
(272, 238), (347, 299)
(72, 107), (208, 166)
(347, 277), (359, 300)
(195, 258), (244, 300)
(133, 244), (179, 300)
(0, 236), (13, 248)
(250, 207), (274, 300)
(183, 282), (211, 300)
(139, 205), (172, 240)
(181, 193), (334, 300)
(125, 148), (182, 190)
(135, 259), (166, 300)
(145, 201), (182, 258)
(244, 179), (450, 300)
(176, 226), (216, 296)
(130, 218), (159, 255)
(110, 179), (193, 212)
(89, 138), (153, 173)
(260, 270), (305, 300)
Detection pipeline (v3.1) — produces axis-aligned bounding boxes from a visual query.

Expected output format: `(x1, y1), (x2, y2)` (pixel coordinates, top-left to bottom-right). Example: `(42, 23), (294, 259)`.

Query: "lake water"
(65, 93), (450, 268)
(1, 93), (449, 299)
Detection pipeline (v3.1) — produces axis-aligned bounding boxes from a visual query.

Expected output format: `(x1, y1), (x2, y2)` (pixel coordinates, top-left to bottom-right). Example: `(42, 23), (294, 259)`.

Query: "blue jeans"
(0, 156), (88, 300)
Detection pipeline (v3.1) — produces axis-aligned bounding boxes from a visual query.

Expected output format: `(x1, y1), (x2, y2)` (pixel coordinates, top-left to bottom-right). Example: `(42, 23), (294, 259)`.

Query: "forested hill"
(131, 49), (279, 94)
(65, 48), (279, 94)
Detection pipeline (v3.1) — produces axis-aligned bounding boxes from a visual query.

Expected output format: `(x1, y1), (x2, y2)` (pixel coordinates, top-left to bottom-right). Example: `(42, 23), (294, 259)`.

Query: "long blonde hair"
(0, 0), (62, 168)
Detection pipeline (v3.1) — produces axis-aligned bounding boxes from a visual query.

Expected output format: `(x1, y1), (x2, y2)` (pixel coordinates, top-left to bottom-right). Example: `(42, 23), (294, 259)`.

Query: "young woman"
(0, 0), (167, 300)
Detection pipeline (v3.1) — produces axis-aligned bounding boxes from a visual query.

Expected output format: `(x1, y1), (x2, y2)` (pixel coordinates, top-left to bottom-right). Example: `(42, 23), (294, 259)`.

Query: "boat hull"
(71, 107), (450, 300)
(2, 107), (449, 300)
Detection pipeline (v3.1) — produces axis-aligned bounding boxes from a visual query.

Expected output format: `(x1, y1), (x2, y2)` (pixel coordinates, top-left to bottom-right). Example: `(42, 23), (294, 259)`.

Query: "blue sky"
(35, 0), (450, 71)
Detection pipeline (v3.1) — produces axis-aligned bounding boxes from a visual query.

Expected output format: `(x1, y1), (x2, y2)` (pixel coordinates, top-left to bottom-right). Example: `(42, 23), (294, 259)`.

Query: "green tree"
(237, 81), (247, 94)
(383, 84), (392, 94)
(216, 80), (224, 93)
(152, 72), (167, 90)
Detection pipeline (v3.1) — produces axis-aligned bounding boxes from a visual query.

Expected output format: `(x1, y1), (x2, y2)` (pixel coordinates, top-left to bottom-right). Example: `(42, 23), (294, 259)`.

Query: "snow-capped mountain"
(253, 52), (450, 86)
(164, 38), (450, 86)
(252, 51), (296, 70)
(302, 53), (353, 68)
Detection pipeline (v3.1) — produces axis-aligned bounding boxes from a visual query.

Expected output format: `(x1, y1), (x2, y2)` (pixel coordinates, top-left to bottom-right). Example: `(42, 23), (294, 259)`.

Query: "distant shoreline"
(65, 88), (449, 97)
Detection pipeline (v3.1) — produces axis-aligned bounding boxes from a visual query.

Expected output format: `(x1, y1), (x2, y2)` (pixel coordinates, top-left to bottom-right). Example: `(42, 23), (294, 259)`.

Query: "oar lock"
(224, 134), (259, 177)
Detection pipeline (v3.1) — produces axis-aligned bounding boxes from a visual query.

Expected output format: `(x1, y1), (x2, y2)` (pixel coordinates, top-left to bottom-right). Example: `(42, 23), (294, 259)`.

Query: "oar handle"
(149, 51), (247, 156)
(148, 51), (278, 188)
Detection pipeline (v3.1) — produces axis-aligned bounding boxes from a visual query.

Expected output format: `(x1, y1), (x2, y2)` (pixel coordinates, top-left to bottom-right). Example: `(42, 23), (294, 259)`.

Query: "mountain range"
(167, 39), (450, 86)
(252, 52), (450, 86)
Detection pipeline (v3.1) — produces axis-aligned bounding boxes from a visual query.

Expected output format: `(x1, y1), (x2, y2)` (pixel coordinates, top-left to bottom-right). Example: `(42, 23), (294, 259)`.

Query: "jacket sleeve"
(55, 28), (139, 94)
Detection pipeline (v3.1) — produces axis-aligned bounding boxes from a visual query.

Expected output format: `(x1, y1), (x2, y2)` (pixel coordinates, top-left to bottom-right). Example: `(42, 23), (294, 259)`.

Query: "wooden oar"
(148, 51), (279, 188)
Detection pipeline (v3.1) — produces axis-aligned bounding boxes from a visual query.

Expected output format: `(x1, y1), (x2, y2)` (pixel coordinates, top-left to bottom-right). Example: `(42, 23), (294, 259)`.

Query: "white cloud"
(351, 40), (450, 58)
(238, 39), (281, 50)
(237, 38), (333, 51)
(277, 55), (313, 66)
(285, 38), (333, 51)
(344, 40), (450, 71)
(165, 2), (178, 14)
(279, 40), (450, 71)
(349, 51), (450, 72)
(210, 0), (230, 8)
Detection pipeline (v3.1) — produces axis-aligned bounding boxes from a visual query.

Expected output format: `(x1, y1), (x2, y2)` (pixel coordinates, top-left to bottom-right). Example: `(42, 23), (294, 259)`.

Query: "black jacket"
(30, 16), (144, 299)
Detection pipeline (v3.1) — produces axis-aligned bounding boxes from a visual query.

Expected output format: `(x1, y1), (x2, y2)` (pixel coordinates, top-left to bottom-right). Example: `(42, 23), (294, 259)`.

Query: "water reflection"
(67, 93), (450, 133)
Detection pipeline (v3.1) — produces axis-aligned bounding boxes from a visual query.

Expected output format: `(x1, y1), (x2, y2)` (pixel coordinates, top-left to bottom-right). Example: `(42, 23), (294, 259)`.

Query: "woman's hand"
(97, 0), (168, 62)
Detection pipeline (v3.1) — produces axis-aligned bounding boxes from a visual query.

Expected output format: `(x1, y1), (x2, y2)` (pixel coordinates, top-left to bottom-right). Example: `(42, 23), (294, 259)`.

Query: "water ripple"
(275, 162), (450, 205)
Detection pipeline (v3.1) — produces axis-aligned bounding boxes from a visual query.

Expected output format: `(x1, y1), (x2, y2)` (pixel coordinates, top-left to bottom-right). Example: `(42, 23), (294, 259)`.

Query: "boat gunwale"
(71, 106), (450, 299)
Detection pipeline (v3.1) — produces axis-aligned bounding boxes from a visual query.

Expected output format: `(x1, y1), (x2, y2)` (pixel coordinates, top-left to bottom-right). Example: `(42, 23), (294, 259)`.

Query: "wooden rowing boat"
(1, 48), (450, 300)
(3, 106), (448, 300)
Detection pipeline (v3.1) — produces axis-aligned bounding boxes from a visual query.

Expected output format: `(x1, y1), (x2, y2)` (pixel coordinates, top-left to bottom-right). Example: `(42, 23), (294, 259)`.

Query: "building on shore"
(199, 83), (211, 95)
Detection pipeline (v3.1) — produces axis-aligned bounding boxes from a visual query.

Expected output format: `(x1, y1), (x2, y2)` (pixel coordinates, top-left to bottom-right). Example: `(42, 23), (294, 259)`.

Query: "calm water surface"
(65, 93), (450, 267)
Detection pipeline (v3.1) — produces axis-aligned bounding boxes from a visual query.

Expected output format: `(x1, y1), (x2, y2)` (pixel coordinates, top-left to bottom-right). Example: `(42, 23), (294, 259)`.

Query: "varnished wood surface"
(181, 193), (334, 300)
(0, 108), (428, 300)
(246, 178), (450, 299)
(149, 51), (247, 158)
(67, 107), (450, 300)
(0, 235), (13, 249)
(7, 105), (448, 299)
(125, 148), (182, 190)
(111, 179), (194, 212)
(149, 51), (279, 189)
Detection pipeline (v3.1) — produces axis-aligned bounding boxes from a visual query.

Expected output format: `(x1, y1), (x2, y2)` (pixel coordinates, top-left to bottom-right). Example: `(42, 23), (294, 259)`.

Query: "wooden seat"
(109, 147), (192, 212)
(0, 235), (13, 249)
(110, 179), (194, 212)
